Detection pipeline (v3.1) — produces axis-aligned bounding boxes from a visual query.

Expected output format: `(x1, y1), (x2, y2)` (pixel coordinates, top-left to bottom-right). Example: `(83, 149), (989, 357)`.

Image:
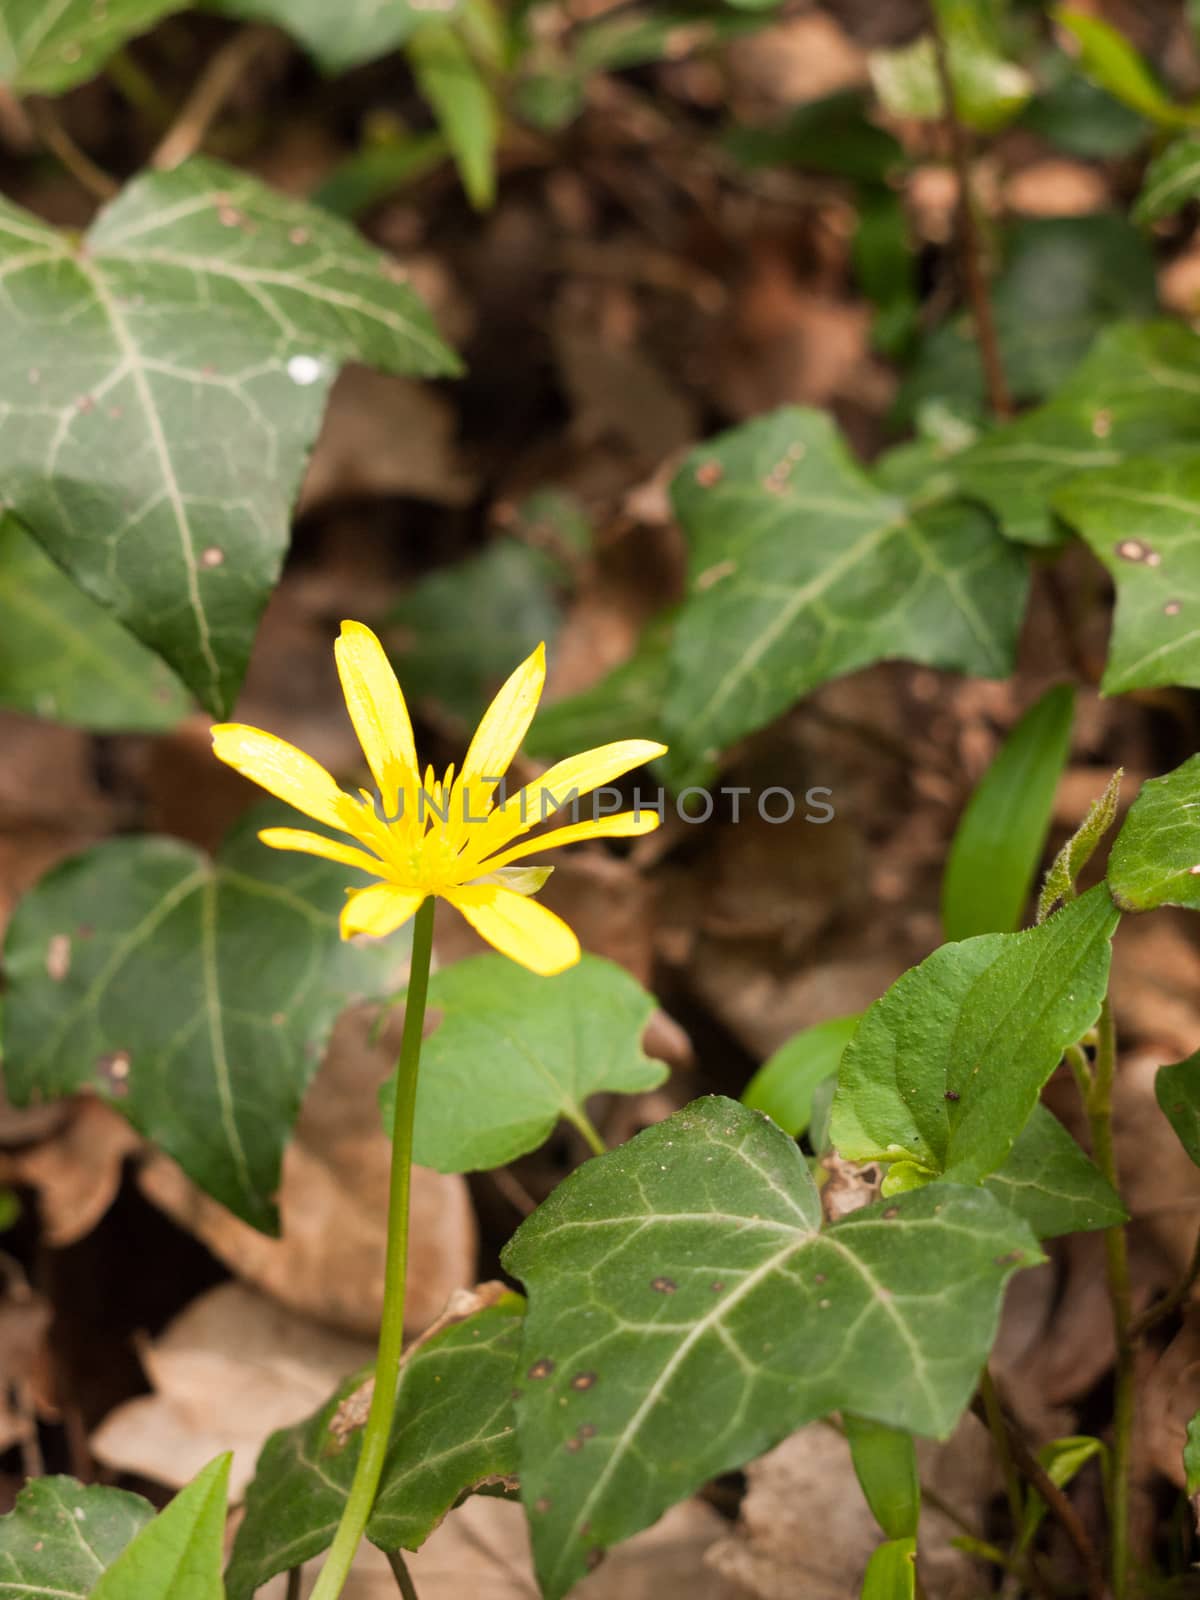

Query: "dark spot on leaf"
(711, 1281), (725, 1294)
(944, 1089), (960, 1102)
(994, 1250), (1024, 1267)
(579, 1521), (592, 1537)
(527, 1358), (555, 1380)
(579, 1423), (597, 1439)
(650, 1276), (676, 1294)
(813, 1272), (826, 1285)
(565, 1437), (583, 1453)
(77, 924), (94, 939)
(882, 1206), (899, 1219)
(695, 460), (723, 487)
(570, 1371), (597, 1391)
(534, 1497), (551, 1514)
(1165, 600), (1183, 617)
(586, 1548), (605, 1572)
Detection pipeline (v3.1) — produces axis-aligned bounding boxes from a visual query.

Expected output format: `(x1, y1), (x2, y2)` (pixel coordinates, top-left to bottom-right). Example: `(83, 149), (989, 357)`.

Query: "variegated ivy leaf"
(0, 0), (186, 93)
(0, 157), (458, 716)
(503, 1097), (1041, 1600)
(664, 408), (1027, 788)
(0, 1477), (153, 1598)
(207, 0), (465, 73)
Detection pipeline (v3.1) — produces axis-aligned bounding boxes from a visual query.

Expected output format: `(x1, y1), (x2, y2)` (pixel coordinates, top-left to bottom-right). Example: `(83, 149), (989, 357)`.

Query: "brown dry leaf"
(139, 1005), (476, 1338)
(706, 1418), (994, 1599)
(726, 13), (867, 109)
(0, 1098), (140, 1247)
(1141, 1310), (1200, 1491)
(1004, 161), (1108, 217)
(0, 1266), (53, 1454)
(299, 364), (477, 512)
(91, 1281), (374, 1498)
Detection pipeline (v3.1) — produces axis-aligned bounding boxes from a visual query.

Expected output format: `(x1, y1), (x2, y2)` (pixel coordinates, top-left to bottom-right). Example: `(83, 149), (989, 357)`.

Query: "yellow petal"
(445, 883), (579, 976)
(340, 884), (426, 940)
(211, 724), (353, 831)
(474, 809), (660, 873)
(259, 828), (383, 876)
(334, 621), (419, 810)
(453, 643), (546, 818)
(462, 739), (666, 862)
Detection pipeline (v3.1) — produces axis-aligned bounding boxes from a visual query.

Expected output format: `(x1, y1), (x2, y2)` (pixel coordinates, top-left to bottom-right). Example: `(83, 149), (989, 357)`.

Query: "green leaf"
(830, 887), (1119, 1188)
(382, 954), (665, 1173)
(742, 1014), (861, 1138)
(1108, 755), (1200, 912)
(391, 537), (567, 728)
(942, 683), (1075, 941)
(0, 1477), (153, 1598)
(869, 1), (1032, 135)
(1053, 453), (1200, 694)
(0, 0), (185, 92)
(843, 1416), (920, 1540)
(1017, 1436), (1104, 1554)
(1037, 768), (1122, 924)
(0, 157), (457, 716)
(226, 1292), (524, 1600)
(0, 515), (190, 730)
(1018, 61), (1148, 159)
(1135, 135), (1200, 222)
(503, 1097), (1040, 1600)
(1155, 1053), (1200, 1169)
(408, 22), (500, 209)
(982, 1103), (1126, 1238)
(898, 216), (1157, 425)
(1054, 8), (1196, 128)
(724, 90), (904, 183)
(1185, 1412), (1200, 1496)
(2, 804), (405, 1233)
(665, 409), (1028, 788)
(524, 618), (671, 761)
(861, 1537), (917, 1600)
(313, 131), (448, 219)
(572, 6), (764, 73)
(206, 0), (464, 72)
(90, 1453), (229, 1600)
(952, 322), (1200, 547)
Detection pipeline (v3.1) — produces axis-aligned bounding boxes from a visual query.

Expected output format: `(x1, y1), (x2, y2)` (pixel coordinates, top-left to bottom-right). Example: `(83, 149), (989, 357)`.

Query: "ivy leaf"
(982, 1103), (1126, 1239)
(0, 157), (458, 716)
(665, 408), (1028, 788)
(1, 804), (405, 1233)
(941, 683), (1076, 941)
(741, 1014), (861, 1138)
(207, 0), (464, 72)
(0, 1477), (152, 1598)
(381, 954), (666, 1173)
(503, 1097), (1041, 1600)
(1135, 135), (1200, 222)
(226, 1290), (524, 1600)
(1053, 454), (1200, 693)
(830, 887), (1119, 1188)
(1155, 1053), (1200, 1169)
(1108, 755), (1200, 912)
(0, 515), (189, 730)
(90, 1454), (229, 1600)
(0, 0), (185, 93)
(952, 322), (1200, 547)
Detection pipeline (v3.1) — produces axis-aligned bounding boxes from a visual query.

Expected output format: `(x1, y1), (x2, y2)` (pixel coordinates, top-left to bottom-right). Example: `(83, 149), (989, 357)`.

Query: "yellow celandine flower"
(211, 622), (666, 976)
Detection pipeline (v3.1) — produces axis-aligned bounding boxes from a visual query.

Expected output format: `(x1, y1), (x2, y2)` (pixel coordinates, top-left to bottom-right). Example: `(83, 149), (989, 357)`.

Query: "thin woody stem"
(1129, 1224), (1200, 1340)
(151, 25), (275, 169)
(25, 100), (117, 200)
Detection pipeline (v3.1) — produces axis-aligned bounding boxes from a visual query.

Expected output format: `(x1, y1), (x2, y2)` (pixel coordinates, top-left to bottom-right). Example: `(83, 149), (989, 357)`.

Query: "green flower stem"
(1084, 998), (1133, 1600)
(310, 896), (436, 1600)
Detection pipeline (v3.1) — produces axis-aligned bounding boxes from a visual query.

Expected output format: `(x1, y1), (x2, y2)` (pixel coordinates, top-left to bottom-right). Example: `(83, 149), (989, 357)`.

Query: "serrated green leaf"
(664, 408), (1028, 788)
(742, 1014), (861, 1138)
(1054, 8), (1196, 128)
(861, 1536), (917, 1600)
(391, 537), (566, 728)
(0, 1477), (152, 1598)
(504, 1097), (1040, 1600)
(1135, 135), (1200, 222)
(0, 515), (190, 730)
(226, 1293), (523, 1600)
(206, 0), (464, 72)
(524, 618), (671, 761)
(408, 22), (499, 209)
(952, 322), (1200, 546)
(1155, 1053), (1200, 1168)
(90, 1453), (229, 1600)
(0, 0), (186, 92)
(0, 157), (457, 716)
(844, 1416), (920, 1541)
(899, 216), (1156, 425)
(2, 804), (405, 1233)
(1108, 755), (1200, 912)
(1037, 768), (1122, 924)
(831, 887), (1118, 1187)
(381, 954), (665, 1173)
(1053, 454), (1200, 694)
(982, 1103), (1126, 1238)
(942, 683), (1075, 941)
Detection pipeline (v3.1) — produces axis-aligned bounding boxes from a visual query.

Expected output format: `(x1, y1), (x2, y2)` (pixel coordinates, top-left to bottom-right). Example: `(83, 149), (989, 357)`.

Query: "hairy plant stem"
(1085, 998), (1133, 1600)
(927, 3), (1012, 420)
(310, 898), (436, 1600)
